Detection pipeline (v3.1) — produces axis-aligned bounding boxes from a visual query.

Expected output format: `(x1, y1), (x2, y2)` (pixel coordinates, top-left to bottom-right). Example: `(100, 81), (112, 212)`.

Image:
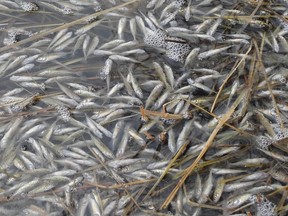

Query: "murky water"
(0, 1), (287, 216)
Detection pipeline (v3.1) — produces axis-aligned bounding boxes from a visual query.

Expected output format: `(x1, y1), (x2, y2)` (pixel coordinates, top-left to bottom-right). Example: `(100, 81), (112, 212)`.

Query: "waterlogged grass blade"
(0, 0), (140, 53)
(143, 141), (189, 201)
(161, 88), (250, 209)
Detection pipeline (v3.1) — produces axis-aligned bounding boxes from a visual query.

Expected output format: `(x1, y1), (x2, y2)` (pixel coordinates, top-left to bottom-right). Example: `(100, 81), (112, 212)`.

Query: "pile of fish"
(0, 0), (288, 215)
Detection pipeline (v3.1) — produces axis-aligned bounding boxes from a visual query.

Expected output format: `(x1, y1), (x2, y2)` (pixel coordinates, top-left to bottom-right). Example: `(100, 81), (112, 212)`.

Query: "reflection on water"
(0, 0), (287, 215)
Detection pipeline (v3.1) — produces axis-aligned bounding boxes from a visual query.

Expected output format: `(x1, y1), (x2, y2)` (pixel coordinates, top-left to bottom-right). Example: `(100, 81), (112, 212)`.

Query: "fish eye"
(20, 144), (28, 151)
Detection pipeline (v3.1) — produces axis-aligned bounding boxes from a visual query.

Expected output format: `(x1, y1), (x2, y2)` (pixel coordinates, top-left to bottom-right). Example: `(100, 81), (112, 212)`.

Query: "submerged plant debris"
(0, 0), (288, 215)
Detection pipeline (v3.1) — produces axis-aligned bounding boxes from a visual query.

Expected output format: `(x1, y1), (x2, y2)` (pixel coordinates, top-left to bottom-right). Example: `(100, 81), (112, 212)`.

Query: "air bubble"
(250, 194), (276, 216)
(55, 105), (70, 122)
(174, 0), (186, 8)
(144, 29), (167, 49)
(19, 2), (39, 12)
(62, 7), (73, 15)
(274, 129), (288, 141)
(166, 39), (191, 63)
(10, 104), (25, 113)
(256, 136), (273, 149)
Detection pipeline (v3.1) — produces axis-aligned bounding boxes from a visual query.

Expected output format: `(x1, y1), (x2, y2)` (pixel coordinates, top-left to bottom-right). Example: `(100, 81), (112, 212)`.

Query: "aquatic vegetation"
(0, 0), (287, 215)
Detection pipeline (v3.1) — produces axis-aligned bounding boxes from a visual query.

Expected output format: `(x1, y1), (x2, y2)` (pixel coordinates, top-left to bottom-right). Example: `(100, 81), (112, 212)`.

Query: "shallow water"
(0, 1), (287, 216)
